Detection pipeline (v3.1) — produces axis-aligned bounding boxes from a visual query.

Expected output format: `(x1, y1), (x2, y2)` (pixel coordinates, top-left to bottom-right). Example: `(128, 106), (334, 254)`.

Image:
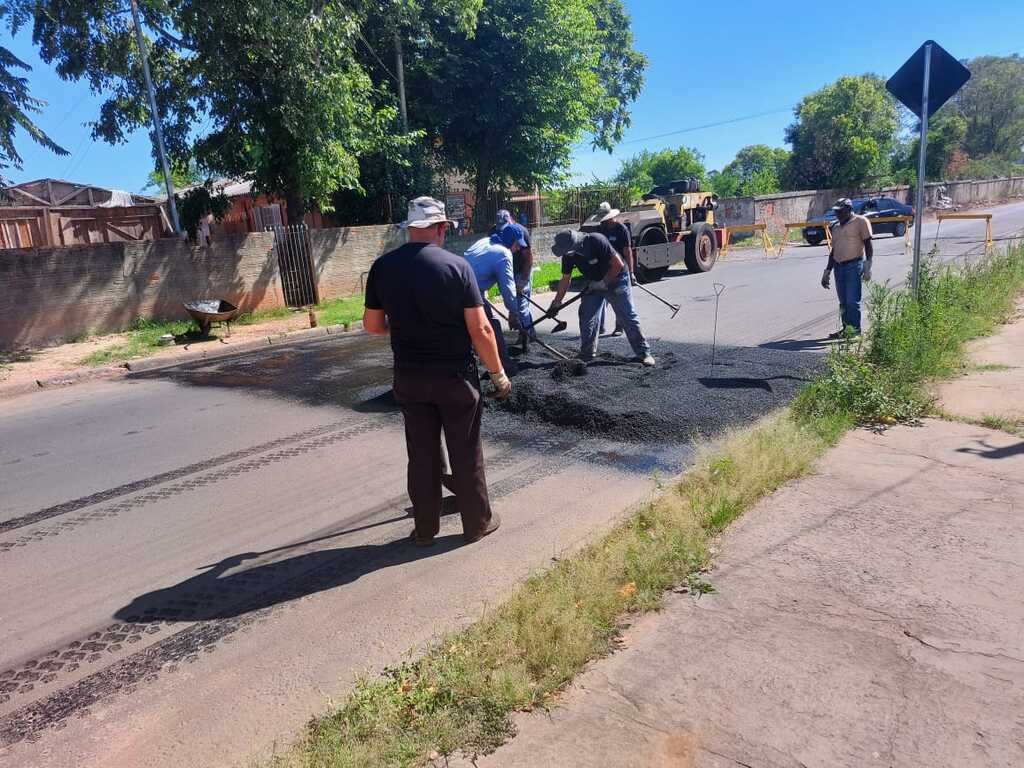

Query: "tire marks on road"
(0, 418), (392, 554)
(0, 418), (384, 534)
(0, 432), (658, 747)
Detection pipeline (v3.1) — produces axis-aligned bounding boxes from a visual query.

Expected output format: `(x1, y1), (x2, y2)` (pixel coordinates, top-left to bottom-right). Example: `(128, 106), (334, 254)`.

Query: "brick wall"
(312, 225), (405, 298)
(0, 232), (281, 350)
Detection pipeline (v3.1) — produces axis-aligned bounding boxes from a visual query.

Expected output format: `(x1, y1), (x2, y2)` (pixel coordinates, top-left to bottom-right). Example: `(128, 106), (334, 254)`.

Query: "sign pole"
(911, 42), (932, 295)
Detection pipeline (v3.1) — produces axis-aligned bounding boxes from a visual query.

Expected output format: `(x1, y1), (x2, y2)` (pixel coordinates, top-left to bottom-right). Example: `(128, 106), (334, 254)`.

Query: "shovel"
(486, 302), (570, 361)
(533, 290), (587, 334)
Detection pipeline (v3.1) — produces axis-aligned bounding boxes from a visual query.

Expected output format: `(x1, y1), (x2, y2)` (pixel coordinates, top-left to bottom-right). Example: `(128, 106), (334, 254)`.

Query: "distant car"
(802, 197), (915, 246)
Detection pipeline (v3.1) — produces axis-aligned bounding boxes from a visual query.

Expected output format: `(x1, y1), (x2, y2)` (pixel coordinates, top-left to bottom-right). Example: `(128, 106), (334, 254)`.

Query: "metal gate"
(269, 224), (319, 307)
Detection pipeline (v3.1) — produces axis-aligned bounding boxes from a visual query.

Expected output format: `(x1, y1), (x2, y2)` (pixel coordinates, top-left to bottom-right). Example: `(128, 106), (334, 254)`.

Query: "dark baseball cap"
(496, 223), (528, 249)
(552, 229), (583, 257)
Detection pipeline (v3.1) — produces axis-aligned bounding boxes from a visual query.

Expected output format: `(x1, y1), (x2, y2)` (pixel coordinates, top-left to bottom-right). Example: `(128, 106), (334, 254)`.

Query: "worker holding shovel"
(548, 229), (655, 367)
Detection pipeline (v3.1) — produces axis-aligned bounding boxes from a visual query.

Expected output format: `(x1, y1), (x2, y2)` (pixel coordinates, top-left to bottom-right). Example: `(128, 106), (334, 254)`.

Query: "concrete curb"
(0, 366), (129, 401)
(125, 323), (359, 374)
(2, 322), (364, 399)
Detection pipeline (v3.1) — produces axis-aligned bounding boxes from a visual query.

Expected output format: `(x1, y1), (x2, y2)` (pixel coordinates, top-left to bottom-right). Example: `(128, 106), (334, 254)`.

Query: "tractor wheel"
(683, 222), (718, 273)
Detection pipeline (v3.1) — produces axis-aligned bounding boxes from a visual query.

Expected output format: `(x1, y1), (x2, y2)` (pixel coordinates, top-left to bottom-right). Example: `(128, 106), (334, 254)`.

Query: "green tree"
(896, 105), (968, 181)
(0, 44), (66, 183)
(142, 159), (202, 194)
(713, 144), (790, 197)
(785, 75), (899, 189)
(957, 55), (1024, 160)
(401, 0), (646, 222)
(3, 0), (464, 220)
(612, 145), (705, 196)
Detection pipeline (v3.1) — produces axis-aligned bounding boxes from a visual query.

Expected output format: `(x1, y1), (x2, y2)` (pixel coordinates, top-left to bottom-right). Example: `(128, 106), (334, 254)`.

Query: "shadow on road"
(956, 439), (1024, 460)
(115, 528), (463, 624)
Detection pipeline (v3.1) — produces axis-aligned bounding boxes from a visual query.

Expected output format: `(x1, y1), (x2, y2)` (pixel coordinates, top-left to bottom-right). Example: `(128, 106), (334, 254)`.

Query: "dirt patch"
(0, 312), (315, 392)
(486, 337), (821, 444)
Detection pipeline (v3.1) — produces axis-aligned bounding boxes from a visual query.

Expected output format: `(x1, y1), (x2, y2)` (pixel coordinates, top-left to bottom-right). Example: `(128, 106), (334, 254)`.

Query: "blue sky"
(3, 0), (1024, 193)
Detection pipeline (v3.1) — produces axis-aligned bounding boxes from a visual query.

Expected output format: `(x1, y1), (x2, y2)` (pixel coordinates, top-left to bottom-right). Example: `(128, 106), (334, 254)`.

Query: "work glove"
(821, 267), (831, 290)
(862, 261), (872, 283)
(547, 298), (562, 316)
(488, 369), (512, 401)
(587, 280), (608, 293)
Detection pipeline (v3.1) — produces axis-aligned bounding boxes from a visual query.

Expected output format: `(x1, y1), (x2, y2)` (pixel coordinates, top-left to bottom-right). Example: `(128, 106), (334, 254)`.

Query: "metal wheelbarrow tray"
(183, 299), (241, 337)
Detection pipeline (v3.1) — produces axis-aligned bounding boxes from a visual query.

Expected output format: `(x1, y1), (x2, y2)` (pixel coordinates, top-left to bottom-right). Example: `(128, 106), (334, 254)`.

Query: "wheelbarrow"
(183, 299), (241, 338)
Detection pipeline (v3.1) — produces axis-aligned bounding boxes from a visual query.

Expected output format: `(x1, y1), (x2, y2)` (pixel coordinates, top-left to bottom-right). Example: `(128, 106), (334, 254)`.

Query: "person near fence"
(463, 224), (533, 372)
(820, 197), (873, 338)
(593, 201), (635, 337)
(548, 229), (655, 367)
(363, 196), (507, 546)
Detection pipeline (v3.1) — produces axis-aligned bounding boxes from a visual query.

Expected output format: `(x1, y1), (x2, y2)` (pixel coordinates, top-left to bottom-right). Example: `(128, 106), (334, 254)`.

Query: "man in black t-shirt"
(363, 196), (508, 545)
(548, 229), (654, 367)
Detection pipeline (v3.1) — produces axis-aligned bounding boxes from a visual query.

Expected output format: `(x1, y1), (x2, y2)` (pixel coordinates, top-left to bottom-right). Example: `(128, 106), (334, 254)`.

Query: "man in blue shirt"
(463, 224), (532, 372)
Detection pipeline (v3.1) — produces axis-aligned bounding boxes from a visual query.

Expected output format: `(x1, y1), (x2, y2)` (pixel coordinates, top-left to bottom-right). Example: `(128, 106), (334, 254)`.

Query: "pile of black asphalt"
(484, 336), (821, 445)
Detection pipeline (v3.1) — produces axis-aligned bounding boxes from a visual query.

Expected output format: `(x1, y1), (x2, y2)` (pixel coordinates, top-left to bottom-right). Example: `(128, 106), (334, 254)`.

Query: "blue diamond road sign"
(886, 40), (971, 119)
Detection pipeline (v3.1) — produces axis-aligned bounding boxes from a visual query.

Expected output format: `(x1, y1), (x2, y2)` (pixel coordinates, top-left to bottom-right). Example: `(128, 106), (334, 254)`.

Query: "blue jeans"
(579, 272), (650, 359)
(834, 259), (863, 332)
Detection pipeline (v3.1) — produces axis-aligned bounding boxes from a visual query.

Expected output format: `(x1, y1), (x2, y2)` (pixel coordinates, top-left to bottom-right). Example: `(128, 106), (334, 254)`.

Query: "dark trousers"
(393, 365), (493, 541)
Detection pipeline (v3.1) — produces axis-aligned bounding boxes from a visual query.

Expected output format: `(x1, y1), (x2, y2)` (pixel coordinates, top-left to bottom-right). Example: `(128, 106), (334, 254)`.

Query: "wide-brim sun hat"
(596, 200), (620, 222)
(401, 195), (456, 228)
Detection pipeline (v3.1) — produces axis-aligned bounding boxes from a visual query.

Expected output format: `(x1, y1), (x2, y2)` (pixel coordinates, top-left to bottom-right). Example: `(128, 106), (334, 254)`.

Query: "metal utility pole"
(910, 42), (932, 295)
(130, 0), (181, 234)
(393, 29), (408, 131)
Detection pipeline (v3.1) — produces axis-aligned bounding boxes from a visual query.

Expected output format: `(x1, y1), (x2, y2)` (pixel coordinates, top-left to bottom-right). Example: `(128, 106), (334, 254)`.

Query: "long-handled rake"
(633, 281), (682, 318)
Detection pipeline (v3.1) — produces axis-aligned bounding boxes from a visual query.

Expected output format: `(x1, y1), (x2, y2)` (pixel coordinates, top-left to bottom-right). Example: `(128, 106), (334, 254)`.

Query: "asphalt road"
(2, 201), (1022, 767)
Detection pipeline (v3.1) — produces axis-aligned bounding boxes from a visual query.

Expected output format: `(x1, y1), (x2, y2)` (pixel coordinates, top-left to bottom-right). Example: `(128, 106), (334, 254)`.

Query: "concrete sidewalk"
(467, 419), (1024, 767)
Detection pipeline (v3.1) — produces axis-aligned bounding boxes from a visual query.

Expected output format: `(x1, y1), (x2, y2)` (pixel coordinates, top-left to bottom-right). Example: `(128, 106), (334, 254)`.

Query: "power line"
(356, 28), (399, 83)
(616, 106), (795, 147)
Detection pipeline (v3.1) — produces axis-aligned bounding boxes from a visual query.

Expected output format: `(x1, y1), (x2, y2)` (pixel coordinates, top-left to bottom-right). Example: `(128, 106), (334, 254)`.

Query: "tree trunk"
(474, 164), (492, 234)
(284, 188), (306, 228)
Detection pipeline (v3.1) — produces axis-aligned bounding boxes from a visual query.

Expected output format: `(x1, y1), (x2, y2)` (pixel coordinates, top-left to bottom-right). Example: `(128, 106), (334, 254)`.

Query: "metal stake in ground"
(709, 283), (726, 377)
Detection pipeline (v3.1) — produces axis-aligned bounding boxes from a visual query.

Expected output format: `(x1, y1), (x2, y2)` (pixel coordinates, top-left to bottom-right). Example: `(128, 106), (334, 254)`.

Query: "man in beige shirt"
(820, 198), (873, 337)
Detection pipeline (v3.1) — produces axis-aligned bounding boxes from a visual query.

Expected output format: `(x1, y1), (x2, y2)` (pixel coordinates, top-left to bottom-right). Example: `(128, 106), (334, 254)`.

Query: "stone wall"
(0, 233), (281, 350)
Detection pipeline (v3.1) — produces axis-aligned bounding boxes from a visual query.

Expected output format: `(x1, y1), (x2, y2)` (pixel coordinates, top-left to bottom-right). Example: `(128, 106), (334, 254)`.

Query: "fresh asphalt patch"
(486, 337), (821, 445)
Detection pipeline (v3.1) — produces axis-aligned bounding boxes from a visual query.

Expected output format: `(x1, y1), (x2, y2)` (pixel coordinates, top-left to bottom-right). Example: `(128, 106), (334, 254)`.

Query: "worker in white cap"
(594, 201), (634, 336)
(363, 196), (505, 546)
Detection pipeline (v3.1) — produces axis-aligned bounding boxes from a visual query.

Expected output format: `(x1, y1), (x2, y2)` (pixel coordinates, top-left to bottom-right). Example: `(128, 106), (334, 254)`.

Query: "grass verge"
(268, 410), (846, 768)
(795, 242), (1024, 424)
